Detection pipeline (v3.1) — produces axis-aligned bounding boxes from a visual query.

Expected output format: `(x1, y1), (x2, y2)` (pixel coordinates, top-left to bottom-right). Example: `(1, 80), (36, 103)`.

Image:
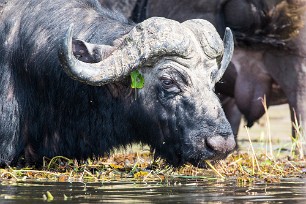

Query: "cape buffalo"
(143, 0), (306, 140)
(0, 0), (235, 167)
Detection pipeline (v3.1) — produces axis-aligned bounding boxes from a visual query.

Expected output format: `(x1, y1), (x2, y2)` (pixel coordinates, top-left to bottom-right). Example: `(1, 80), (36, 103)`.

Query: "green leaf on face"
(130, 70), (144, 89)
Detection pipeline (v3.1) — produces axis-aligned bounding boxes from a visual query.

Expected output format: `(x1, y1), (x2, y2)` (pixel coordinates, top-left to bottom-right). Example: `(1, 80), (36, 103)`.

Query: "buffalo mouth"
(159, 150), (230, 168)
(180, 149), (231, 167)
(154, 135), (236, 167)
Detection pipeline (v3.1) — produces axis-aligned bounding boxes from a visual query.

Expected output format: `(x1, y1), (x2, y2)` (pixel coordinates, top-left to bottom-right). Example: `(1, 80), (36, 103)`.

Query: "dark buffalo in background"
(0, 0), (236, 167)
(142, 0), (306, 141)
(99, 0), (138, 18)
(99, 0), (148, 23)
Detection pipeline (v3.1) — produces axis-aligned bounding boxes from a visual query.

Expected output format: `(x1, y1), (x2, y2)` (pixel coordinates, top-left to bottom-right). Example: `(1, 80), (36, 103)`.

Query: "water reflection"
(1, 179), (306, 203)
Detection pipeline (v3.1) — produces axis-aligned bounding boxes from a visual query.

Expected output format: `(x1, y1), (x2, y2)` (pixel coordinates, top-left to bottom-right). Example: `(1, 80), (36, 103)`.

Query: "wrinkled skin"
(144, 0), (306, 139)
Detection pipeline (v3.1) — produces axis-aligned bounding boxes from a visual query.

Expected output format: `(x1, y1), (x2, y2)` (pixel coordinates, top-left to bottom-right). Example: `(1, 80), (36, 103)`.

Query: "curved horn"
(58, 25), (108, 84)
(58, 18), (192, 86)
(214, 27), (234, 83)
(182, 19), (224, 59)
(181, 20), (234, 84)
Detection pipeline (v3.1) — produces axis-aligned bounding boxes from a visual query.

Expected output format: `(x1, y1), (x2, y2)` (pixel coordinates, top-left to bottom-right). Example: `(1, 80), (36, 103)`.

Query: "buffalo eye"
(160, 77), (180, 93)
(162, 78), (174, 88)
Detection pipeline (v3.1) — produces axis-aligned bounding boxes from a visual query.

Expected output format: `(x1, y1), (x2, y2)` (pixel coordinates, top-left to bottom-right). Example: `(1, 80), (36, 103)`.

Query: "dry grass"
(0, 140), (305, 184)
(0, 150), (305, 184)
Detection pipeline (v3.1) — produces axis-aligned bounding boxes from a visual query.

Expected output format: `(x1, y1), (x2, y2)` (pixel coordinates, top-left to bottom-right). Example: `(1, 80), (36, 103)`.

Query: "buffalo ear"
(72, 39), (116, 63)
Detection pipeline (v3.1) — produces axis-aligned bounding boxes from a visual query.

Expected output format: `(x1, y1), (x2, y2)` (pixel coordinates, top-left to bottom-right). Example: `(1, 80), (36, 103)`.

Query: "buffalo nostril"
(206, 135), (236, 153)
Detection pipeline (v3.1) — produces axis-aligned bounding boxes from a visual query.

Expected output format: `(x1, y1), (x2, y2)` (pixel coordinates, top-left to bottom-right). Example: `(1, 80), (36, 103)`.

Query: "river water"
(1, 178), (306, 203)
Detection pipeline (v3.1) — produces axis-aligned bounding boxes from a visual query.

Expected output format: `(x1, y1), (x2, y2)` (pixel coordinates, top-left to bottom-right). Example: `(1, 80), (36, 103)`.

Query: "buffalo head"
(59, 17), (236, 166)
